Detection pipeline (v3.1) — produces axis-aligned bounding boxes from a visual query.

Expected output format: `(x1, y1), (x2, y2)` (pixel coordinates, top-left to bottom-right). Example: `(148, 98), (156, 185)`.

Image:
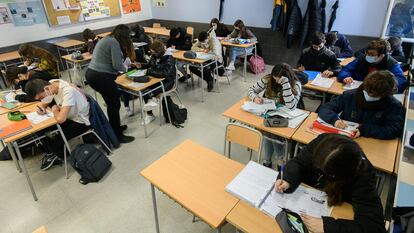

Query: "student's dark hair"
(312, 134), (365, 206)
(310, 31), (325, 45)
(367, 39), (390, 55)
(387, 36), (402, 51)
(210, 18), (220, 27)
(25, 79), (49, 100)
(169, 27), (180, 38)
(325, 32), (337, 46)
(150, 40), (165, 57)
(131, 24), (145, 37)
(264, 63), (299, 100)
(82, 28), (95, 41)
(234, 19), (249, 39)
(18, 44), (58, 73)
(5, 65), (27, 85)
(110, 24), (136, 61)
(363, 70), (396, 97)
(198, 31), (208, 42)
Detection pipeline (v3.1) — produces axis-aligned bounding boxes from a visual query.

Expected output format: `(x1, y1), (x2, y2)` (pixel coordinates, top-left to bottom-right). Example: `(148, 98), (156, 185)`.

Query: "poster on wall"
(7, 1), (46, 26)
(122, 0), (140, 14)
(382, 0), (414, 42)
(0, 6), (12, 24)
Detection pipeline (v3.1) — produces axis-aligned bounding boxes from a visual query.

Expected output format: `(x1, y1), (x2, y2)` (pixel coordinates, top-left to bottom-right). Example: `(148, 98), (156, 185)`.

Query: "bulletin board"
(42, 0), (121, 27)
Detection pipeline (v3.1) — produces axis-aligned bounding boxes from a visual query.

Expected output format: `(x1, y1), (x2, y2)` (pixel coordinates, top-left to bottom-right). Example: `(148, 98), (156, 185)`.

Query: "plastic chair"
(224, 123), (263, 162)
(153, 23), (161, 28)
(186, 26), (194, 41)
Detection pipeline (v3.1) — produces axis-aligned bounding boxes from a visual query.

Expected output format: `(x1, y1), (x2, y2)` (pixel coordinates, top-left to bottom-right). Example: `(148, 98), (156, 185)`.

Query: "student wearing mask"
(319, 71), (404, 140)
(225, 19), (257, 71)
(166, 27), (192, 82)
(189, 30), (225, 92)
(18, 44), (59, 78)
(209, 18), (230, 37)
(354, 37), (406, 63)
(81, 28), (99, 54)
(325, 31), (353, 58)
(338, 39), (407, 93)
(85, 24), (135, 143)
(25, 79), (91, 170)
(248, 63), (302, 168)
(297, 32), (341, 78)
(275, 133), (386, 233)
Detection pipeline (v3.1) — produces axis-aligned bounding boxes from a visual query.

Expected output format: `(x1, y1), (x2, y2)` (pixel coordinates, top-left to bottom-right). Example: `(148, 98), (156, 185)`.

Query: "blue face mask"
(363, 90), (380, 102)
(365, 55), (379, 64)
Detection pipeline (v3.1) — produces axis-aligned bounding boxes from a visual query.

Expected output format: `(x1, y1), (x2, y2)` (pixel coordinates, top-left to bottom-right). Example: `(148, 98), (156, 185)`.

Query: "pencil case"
(275, 208), (309, 233)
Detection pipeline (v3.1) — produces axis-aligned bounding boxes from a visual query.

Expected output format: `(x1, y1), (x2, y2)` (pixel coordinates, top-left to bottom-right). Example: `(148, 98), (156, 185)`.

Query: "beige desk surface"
(227, 200), (353, 233)
(61, 52), (92, 63)
(172, 50), (209, 64)
(32, 226), (47, 233)
(143, 27), (170, 37)
(0, 51), (21, 63)
(0, 101), (36, 115)
(292, 112), (398, 174)
(97, 31), (111, 38)
(222, 97), (306, 139)
(220, 40), (257, 48)
(140, 140), (244, 229)
(303, 77), (343, 96)
(53, 39), (84, 48)
(340, 57), (355, 66)
(115, 74), (164, 93)
(0, 104), (57, 144)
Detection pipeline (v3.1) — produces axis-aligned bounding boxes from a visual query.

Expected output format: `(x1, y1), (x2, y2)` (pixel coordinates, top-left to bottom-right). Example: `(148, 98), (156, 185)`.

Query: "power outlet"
(153, 0), (166, 7)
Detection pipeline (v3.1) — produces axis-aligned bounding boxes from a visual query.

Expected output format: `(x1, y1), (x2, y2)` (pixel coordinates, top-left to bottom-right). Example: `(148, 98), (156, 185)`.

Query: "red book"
(0, 119), (33, 139)
(310, 118), (359, 138)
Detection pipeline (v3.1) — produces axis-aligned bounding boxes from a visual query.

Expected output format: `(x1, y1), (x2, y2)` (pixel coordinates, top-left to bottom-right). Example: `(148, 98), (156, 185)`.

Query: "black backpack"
(69, 144), (112, 185)
(161, 96), (187, 128)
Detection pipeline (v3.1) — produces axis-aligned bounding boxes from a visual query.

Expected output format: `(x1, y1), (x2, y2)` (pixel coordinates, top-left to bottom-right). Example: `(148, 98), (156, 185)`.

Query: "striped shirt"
(248, 76), (302, 110)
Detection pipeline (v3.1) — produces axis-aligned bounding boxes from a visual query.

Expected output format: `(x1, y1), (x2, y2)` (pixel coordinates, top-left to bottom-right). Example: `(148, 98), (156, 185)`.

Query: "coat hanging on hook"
(328, 0), (339, 32)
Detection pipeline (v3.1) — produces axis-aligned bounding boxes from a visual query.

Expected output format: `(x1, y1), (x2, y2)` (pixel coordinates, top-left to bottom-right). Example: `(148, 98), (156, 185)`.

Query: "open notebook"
(226, 161), (331, 218)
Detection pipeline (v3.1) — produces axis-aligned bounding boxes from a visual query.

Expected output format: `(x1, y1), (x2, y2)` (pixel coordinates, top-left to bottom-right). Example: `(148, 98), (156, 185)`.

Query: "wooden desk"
(292, 113), (399, 174)
(32, 226), (48, 233)
(303, 77), (344, 103)
(140, 140), (244, 232)
(339, 57), (355, 67)
(97, 31), (111, 38)
(61, 52), (92, 85)
(0, 51), (21, 63)
(220, 40), (257, 80)
(144, 27), (170, 37)
(226, 200), (353, 233)
(53, 39), (84, 49)
(172, 50), (209, 64)
(0, 101), (36, 115)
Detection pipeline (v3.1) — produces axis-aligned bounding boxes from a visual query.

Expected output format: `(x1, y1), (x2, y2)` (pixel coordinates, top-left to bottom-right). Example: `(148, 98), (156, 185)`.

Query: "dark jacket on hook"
(286, 0), (302, 48)
(300, 0), (323, 46)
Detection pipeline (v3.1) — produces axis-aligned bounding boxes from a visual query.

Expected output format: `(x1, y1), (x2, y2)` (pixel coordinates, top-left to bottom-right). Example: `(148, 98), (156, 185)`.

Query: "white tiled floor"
(0, 65), (364, 233)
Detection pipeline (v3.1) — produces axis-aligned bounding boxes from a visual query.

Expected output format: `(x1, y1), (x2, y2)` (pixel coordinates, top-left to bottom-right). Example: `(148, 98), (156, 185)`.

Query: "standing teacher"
(86, 24), (135, 143)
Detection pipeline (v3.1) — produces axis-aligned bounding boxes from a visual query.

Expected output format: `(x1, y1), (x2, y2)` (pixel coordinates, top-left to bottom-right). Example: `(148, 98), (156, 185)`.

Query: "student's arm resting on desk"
(318, 95), (344, 124)
(52, 105), (70, 124)
(388, 63), (408, 93)
(337, 59), (359, 82)
(247, 77), (267, 101)
(280, 77), (301, 110)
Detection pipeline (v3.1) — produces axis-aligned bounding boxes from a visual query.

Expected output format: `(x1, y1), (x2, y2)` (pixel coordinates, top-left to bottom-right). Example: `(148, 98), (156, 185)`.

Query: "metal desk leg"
(201, 63), (204, 102)
(161, 83), (171, 124)
(293, 143), (300, 158)
(139, 91), (148, 138)
(57, 124), (71, 179)
(151, 184), (160, 233)
(13, 141), (38, 201)
(7, 143), (21, 172)
(216, 227), (222, 233)
(284, 139), (290, 161)
(243, 48), (247, 82)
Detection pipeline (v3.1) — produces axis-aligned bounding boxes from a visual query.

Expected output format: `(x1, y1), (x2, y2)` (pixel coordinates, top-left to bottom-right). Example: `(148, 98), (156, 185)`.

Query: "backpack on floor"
(162, 96), (187, 128)
(249, 55), (265, 74)
(69, 144), (112, 185)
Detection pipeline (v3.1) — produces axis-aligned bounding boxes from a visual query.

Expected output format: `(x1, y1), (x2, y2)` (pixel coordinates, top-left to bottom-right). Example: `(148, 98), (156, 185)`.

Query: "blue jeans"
(263, 133), (285, 162)
(228, 47), (254, 62)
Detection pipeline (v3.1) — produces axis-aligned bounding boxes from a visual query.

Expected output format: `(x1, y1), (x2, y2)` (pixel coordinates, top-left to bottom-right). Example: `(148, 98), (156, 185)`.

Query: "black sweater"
(298, 47), (341, 75)
(166, 27), (192, 50)
(282, 134), (386, 233)
(141, 54), (176, 89)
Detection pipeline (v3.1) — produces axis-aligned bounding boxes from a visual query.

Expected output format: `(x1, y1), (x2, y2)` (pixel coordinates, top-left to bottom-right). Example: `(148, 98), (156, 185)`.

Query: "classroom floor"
(0, 65), (385, 233)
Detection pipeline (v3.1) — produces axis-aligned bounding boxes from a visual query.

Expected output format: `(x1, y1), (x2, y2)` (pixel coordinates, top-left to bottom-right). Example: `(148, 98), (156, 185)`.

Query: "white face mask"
(41, 89), (54, 103)
(365, 55), (379, 64)
(363, 90), (380, 102)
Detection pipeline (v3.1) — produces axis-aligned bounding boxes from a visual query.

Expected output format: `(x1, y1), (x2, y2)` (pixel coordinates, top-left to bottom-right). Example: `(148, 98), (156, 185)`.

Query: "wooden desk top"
(172, 50), (210, 64)
(97, 31), (111, 38)
(115, 74), (164, 93)
(61, 52), (92, 63)
(339, 57), (355, 67)
(220, 40), (257, 48)
(0, 104), (57, 143)
(303, 77), (343, 95)
(53, 39), (84, 48)
(32, 226), (47, 233)
(226, 200), (353, 233)
(0, 101), (36, 115)
(292, 113), (399, 173)
(222, 98), (305, 139)
(143, 27), (170, 37)
(140, 140), (244, 228)
(0, 51), (21, 63)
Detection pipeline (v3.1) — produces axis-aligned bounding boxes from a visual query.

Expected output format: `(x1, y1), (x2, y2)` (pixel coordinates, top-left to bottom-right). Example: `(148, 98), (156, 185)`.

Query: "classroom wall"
(0, 0), (153, 48)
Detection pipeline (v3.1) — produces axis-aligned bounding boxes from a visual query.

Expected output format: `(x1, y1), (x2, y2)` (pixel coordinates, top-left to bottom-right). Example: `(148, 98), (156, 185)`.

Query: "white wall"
(152, 0), (220, 23)
(0, 0), (153, 48)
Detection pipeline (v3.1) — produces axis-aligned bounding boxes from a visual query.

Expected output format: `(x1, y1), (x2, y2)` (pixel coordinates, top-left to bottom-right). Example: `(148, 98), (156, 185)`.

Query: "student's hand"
(352, 129), (361, 138)
(131, 62), (141, 68)
(277, 76), (288, 84)
(24, 60), (31, 66)
(36, 105), (46, 115)
(322, 70), (333, 78)
(275, 179), (290, 193)
(254, 97), (263, 104)
(297, 65), (305, 72)
(301, 214), (324, 233)
(51, 105), (60, 113)
(343, 77), (354, 84)
(171, 45), (176, 49)
(334, 119), (348, 129)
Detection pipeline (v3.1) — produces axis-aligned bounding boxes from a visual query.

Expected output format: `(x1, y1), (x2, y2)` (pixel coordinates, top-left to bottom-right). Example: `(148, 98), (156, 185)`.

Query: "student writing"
(18, 44), (59, 78)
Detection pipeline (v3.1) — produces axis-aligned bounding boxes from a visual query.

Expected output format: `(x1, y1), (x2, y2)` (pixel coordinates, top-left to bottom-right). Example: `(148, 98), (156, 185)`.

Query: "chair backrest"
(224, 123), (263, 161)
(186, 26), (194, 40)
(153, 23), (161, 28)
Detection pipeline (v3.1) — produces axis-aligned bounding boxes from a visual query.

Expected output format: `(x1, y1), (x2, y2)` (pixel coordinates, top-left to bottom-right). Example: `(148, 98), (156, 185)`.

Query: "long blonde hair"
(18, 44), (58, 74)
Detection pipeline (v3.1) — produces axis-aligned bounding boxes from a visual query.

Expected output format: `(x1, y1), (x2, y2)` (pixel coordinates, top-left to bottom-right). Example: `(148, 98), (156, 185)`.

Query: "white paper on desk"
(241, 99), (277, 115)
(317, 117), (359, 134)
(196, 52), (215, 60)
(133, 42), (148, 49)
(226, 161), (278, 208)
(128, 69), (147, 77)
(260, 185), (331, 218)
(343, 80), (362, 90)
(127, 82), (145, 89)
(4, 92), (17, 103)
(288, 112), (309, 129)
(310, 74), (334, 88)
(26, 111), (53, 124)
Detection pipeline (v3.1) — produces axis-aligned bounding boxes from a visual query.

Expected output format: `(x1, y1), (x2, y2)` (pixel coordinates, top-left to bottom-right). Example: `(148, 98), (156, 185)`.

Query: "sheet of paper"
(196, 52), (215, 60)
(127, 82), (145, 89)
(277, 107), (307, 119)
(4, 92), (17, 103)
(57, 15), (71, 25)
(260, 185), (331, 218)
(310, 74), (334, 88)
(317, 117), (359, 134)
(241, 99), (277, 115)
(343, 80), (362, 90)
(288, 112), (309, 129)
(226, 161), (278, 207)
(133, 42), (148, 49)
(128, 69), (147, 77)
(26, 111), (53, 124)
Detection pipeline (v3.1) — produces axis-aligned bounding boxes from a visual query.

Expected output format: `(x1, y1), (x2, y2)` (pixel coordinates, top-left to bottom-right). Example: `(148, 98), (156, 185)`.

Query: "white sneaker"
(226, 63), (235, 71)
(223, 70), (233, 76)
(125, 107), (134, 117)
(141, 114), (156, 125)
(143, 98), (159, 112)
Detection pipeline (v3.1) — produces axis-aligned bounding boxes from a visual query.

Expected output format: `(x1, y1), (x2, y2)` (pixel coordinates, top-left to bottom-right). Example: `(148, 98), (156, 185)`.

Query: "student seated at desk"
(136, 40), (176, 125)
(18, 44), (59, 78)
(209, 18), (230, 37)
(25, 79), (91, 170)
(189, 30), (225, 92)
(297, 32), (341, 78)
(167, 27), (192, 82)
(81, 28), (99, 54)
(325, 31), (353, 58)
(338, 39), (407, 93)
(354, 37), (406, 63)
(319, 71), (404, 140)
(130, 24), (153, 63)
(275, 133), (386, 233)
(248, 63), (302, 168)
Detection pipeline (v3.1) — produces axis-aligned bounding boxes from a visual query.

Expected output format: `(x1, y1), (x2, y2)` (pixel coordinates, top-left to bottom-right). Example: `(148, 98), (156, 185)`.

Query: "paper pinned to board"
(57, 15), (71, 25)
(310, 74), (334, 88)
